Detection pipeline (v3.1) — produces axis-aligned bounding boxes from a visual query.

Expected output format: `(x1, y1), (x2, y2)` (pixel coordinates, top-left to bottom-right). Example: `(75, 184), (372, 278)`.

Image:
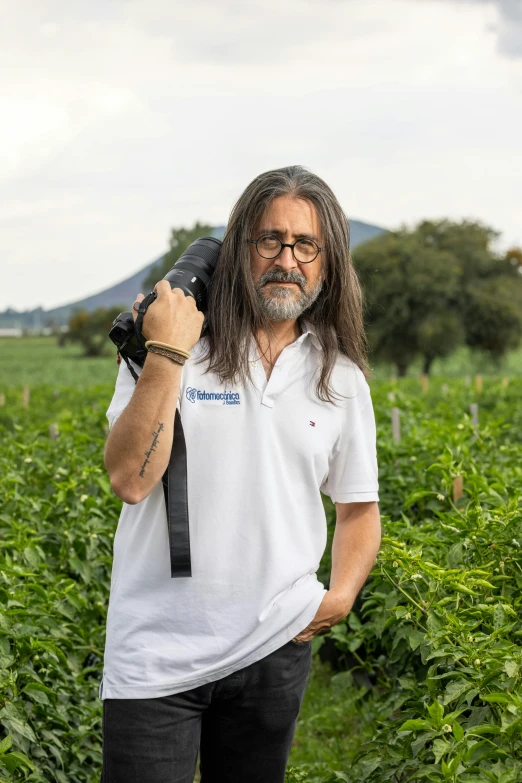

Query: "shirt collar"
(299, 318), (322, 351)
(248, 317), (322, 360)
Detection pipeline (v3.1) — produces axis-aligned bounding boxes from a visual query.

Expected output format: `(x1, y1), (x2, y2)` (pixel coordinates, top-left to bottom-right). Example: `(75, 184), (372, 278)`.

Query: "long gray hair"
(197, 165), (370, 403)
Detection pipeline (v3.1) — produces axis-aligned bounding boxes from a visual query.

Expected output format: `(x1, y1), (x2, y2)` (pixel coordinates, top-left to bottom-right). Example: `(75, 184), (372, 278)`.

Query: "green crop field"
(0, 338), (118, 389)
(1, 338), (522, 782)
(1, 336), (522, 387)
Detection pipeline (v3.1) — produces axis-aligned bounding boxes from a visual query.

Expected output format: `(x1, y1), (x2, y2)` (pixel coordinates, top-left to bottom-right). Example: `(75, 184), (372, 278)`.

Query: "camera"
(107, 235), (222, 578)
(109, 236), (222, 370)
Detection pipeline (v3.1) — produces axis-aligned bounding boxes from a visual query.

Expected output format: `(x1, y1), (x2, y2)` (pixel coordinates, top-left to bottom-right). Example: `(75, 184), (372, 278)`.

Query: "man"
(101, 165), (381, 783)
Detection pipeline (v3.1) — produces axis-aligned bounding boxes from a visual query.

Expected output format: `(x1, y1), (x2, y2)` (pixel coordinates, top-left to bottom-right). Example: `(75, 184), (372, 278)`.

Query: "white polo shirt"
(100, 319), (379, 699)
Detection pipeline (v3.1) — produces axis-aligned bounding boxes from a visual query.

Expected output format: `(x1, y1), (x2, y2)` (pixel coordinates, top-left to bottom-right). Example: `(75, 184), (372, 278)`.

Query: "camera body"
(109, 236), (222, 367)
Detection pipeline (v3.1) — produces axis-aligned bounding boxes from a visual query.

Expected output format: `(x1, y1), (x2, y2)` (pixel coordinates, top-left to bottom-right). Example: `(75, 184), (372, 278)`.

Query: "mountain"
(1, 219), (386, 328)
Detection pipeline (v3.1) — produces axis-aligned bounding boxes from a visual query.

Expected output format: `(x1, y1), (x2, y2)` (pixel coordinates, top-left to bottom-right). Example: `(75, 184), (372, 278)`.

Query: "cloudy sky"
(2, 0), (521, 312)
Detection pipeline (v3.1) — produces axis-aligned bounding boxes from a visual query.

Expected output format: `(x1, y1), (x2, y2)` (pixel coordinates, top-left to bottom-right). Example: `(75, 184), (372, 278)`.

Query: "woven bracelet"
(145, 340), (190, 359)
(147, 345), (187, 365)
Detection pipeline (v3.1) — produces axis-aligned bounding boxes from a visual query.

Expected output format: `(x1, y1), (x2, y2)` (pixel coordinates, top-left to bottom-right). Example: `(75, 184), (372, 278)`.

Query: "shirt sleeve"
(106, 359), (142, 431)
(321, 367), (379, 504)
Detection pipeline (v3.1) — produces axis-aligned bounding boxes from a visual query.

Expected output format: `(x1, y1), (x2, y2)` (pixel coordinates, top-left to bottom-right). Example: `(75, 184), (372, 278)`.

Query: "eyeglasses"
(247, 234), (325, 264)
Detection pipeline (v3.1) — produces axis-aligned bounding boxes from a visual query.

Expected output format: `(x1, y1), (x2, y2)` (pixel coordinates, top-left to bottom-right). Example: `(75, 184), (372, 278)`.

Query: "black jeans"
(101, 639), (312, 783)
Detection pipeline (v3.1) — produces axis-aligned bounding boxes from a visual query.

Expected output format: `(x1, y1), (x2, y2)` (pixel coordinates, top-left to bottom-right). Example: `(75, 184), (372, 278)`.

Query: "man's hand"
(131, 282), (204, 352)
(291, 589), (353, 643)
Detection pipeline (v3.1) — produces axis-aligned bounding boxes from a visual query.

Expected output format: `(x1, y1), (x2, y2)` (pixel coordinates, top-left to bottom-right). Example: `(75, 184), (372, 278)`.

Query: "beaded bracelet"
(147, 345), (187, 365)
(145, 340), (190, 359)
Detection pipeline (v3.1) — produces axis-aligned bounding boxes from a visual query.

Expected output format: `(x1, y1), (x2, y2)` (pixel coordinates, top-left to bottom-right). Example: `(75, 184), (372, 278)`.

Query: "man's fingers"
(131, 293), (145, 322)
(154, 280), (171, 295)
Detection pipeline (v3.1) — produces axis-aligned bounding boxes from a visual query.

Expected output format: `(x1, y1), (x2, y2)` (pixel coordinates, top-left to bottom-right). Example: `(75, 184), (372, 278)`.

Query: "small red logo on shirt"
(310, 421), (316, 427)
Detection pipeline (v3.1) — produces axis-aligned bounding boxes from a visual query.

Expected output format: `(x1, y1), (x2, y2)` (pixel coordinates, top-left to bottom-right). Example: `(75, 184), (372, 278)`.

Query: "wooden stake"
(476, 375), (483, 392)
(22, 385), (30, 408)
(49, 423), (59, 440)
(391, 407), (401, 444)
(420, 374), (429, 393)
(453, 476), (464, 503)
(0, 393), (5, 407)
(387, 391), (396, 402)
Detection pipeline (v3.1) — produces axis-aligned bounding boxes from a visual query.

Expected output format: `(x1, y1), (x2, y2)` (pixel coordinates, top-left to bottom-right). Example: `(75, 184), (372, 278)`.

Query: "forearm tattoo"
(139, 422), (164, 478)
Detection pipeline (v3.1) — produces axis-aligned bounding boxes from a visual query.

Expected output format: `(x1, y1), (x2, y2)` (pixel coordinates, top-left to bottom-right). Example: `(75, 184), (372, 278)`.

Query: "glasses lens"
(294, 239), (318, 263)
(257, 235), (282, 258)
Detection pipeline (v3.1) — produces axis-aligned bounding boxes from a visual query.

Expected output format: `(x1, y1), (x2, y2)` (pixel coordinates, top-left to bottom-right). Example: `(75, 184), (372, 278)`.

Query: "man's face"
(250, 195), (326, 322)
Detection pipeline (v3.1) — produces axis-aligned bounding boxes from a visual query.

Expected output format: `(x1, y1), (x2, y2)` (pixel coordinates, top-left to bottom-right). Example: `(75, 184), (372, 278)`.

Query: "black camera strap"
(162, 408), (192, 578)
(123, 355), (192, 578)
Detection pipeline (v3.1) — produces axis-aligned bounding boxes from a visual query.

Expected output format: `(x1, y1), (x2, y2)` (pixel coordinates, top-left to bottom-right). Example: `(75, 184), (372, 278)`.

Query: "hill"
(1, 219), (386, 328)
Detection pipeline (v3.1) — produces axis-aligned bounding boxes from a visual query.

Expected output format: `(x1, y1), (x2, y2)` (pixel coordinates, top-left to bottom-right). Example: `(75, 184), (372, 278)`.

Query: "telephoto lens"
(163, 236), (221, 310)
(109, 236), (222, 368)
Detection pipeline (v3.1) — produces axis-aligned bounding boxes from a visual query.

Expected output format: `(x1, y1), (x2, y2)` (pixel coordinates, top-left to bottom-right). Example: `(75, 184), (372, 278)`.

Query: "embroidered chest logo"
(186, 387), (241, 405)
(310, 421), (316, 427)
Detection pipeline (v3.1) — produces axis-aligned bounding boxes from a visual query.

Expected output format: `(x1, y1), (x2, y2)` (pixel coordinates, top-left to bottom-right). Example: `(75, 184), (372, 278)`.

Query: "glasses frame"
(247, 233), (325, 264)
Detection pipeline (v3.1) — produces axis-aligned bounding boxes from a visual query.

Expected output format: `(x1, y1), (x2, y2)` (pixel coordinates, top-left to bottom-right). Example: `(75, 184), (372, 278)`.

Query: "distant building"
(0, 327), (23, 337)
(24, 326), (55, 336)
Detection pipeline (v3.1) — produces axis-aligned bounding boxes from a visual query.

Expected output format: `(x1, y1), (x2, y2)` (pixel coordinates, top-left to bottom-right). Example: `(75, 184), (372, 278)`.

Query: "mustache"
(260, 272), (306, 288)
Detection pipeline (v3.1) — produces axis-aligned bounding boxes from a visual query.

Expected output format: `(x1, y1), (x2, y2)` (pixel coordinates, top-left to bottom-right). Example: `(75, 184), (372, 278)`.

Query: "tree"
(353, 220), (522, 376)
(143, 221), (214, 291)
(506, 247), (522, 271)
(464, 276), (522, 358)
(60, 306), (126, 357)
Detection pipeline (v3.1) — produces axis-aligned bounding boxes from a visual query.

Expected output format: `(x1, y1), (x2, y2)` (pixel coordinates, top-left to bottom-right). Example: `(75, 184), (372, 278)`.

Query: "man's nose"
(274, 245), (298, 271)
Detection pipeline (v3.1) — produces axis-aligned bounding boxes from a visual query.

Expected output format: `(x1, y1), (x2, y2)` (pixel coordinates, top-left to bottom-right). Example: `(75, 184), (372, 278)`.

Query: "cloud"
(0, 0), (521, 310)
(490, 0), (522, 56)
(433, 0), (522, 57)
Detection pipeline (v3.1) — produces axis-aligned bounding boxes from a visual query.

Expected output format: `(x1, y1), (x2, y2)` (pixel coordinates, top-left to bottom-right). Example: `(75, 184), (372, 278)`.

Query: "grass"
(287, 657), (376, 779)
(1, 336), (521, 391)
(0, 337), (118, 388)
(370, 344), (522, 379)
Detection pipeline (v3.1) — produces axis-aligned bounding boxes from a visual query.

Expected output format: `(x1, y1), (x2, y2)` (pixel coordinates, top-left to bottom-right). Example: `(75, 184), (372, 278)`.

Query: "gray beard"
(254, 274), (324, 322)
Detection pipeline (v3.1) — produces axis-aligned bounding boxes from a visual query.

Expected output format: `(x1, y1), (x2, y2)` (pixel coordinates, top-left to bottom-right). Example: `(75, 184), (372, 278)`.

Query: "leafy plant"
(315, 377), (522, 782)
(1, 374), (521, 782)
(0, 385), (120, 781)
